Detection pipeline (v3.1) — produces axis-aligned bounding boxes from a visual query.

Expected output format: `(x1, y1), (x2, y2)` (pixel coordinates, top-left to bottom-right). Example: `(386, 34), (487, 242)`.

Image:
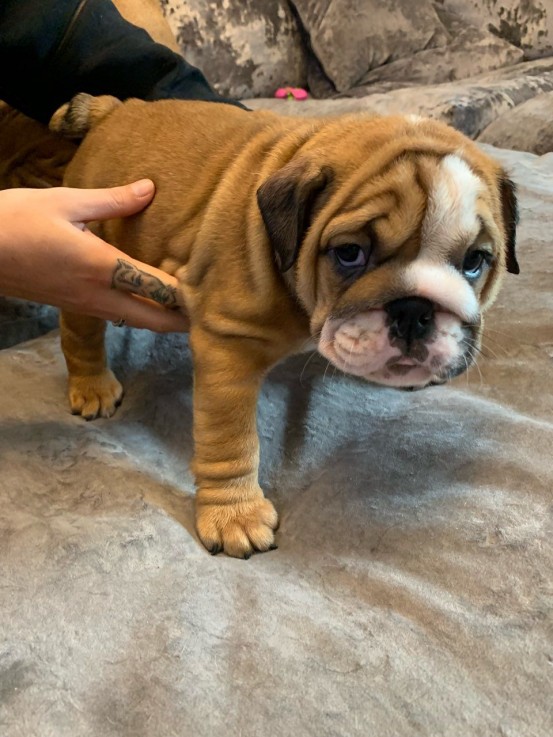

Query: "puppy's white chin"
(364, 365), (434, 388)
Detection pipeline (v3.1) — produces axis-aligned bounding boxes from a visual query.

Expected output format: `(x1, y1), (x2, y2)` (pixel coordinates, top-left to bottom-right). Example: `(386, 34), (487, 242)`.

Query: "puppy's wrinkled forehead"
(313, 145), (504, 328)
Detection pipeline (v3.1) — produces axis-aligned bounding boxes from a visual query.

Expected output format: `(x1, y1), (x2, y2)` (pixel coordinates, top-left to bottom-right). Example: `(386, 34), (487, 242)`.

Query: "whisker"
(464, 329), (508, 359)
(299, 351), (318, 386)
(481, 326), (514, 339)
(463, 342), (485, 388)
(478, 343), (500, 360)
(481, 331), (506, 345)
(462, 351), (470, 388)
(463, 324), (514, 347)
(482, 337), (509, 356)
(480, 334), (509, 355)
(462, 339), (492, 360)
(473, 358), (485, 388)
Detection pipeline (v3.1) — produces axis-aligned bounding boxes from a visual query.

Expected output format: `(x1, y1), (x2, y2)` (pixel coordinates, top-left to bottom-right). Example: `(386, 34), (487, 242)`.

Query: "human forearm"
(0, 0), (243, 124)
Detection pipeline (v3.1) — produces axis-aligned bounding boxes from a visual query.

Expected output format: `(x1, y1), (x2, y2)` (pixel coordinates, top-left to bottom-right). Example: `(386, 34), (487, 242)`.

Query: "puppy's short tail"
(49, 93), (122, 140)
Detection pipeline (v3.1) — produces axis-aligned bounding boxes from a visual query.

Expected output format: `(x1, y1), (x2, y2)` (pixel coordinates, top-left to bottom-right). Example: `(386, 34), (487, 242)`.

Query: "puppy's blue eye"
(333, 244), (367, 268)
(462, 250), (489, 279)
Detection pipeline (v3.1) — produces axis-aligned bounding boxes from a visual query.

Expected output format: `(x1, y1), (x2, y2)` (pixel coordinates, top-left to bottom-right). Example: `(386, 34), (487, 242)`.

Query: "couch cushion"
(246, 58), (553, 141)
(160, 0), (306, 98)
(436, 0), (553, 58)
(478, 90), (553, 154)
(357, 7), (523, 91)
(290, 0), (449, 93)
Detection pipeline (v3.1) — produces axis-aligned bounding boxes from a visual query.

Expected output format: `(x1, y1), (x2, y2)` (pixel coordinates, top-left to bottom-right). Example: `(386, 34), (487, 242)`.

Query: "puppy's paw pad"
(196, 496), (278, 559)
(68, 370), (123, 420)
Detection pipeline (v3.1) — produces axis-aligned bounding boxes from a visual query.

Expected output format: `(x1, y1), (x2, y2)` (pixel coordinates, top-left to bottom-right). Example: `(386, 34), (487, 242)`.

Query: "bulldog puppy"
(50, 95), (519, 558)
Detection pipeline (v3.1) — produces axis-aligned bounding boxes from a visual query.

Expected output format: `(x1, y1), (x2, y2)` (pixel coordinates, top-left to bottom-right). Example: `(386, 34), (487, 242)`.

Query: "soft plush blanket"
(0, 145), (551, 737)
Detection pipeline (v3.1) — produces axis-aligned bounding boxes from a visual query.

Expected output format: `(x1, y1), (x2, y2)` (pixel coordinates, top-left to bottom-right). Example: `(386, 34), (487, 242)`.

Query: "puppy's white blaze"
(422, 153), (483, 251)
(406, 114), (424, 124)
(403, 261), (479, 323)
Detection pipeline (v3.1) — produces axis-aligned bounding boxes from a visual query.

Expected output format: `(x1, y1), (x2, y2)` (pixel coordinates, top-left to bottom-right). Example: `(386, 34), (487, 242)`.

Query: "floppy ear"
(257, 159), (332, 272)
(499, 175), (520, 275)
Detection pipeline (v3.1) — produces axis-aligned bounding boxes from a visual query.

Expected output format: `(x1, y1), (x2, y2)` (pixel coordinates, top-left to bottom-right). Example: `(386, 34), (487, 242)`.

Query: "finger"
(55, 179), (156, 222)
(109, 254), (184, 308)
(83, 290), (190, 333)
(73, 221), (185, 309)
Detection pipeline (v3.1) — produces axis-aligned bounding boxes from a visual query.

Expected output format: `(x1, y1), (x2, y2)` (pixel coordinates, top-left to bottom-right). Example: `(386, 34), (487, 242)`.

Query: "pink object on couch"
(274, 86), (309, 100)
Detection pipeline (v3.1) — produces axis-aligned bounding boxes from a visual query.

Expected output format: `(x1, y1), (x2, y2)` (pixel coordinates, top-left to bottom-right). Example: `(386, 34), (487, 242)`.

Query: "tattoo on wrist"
(111, 258), (178, 307)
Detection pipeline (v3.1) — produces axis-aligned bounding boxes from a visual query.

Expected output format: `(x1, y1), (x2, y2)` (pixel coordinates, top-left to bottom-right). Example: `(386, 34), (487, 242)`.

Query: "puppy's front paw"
(68, 370), (123, 420)
(196, 495), (279, 559)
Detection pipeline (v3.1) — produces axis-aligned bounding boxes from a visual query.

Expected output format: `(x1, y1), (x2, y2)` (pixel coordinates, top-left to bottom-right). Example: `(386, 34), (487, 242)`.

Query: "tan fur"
(0, 0), (176, 190)
(50, 95), (515, 558)
(116, 0), (179, 53)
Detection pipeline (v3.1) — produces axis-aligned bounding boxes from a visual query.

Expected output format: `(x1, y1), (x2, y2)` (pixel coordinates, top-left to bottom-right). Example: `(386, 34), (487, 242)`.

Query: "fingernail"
(131, 179), (155, 197)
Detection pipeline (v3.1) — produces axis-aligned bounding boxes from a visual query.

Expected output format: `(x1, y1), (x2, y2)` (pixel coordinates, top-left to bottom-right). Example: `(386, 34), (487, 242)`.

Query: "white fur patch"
(403, 260), (479, 324)
(319, 310), (402, 379)
(318, 306), (470, 388)
(422, 154), (483, 254)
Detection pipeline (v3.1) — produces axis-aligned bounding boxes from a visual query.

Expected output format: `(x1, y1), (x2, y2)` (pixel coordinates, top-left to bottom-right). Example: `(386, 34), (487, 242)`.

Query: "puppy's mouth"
(387, 357), (420, 374)
(317, 307), (477, 388)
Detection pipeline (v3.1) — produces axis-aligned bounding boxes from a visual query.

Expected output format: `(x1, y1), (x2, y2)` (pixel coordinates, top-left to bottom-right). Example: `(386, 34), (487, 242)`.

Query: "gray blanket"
(1, 146), (552, 737)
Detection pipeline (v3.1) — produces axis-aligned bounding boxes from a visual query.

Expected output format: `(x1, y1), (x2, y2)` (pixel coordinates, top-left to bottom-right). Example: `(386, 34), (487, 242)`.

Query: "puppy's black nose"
(386, 297), (434, 344)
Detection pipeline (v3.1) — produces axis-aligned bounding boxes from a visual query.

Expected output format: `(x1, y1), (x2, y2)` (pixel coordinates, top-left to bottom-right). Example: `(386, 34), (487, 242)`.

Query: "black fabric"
(0, 0), (245, 124)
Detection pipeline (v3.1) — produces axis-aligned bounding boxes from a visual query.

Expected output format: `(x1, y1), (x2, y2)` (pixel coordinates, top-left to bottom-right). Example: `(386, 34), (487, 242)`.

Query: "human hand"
(0, 179), (189, 332)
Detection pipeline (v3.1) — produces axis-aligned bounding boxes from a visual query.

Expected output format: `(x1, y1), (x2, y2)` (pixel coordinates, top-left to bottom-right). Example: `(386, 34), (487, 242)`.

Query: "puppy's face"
(258, 116), (519, 388)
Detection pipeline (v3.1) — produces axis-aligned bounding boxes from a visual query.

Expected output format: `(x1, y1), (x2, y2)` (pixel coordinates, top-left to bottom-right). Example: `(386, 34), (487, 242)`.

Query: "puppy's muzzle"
(318, 294), (477, 388)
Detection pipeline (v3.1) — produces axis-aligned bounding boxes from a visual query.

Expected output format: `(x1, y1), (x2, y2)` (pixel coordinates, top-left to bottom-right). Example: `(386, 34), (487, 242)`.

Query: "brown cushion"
(290, 0), (449, 92)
